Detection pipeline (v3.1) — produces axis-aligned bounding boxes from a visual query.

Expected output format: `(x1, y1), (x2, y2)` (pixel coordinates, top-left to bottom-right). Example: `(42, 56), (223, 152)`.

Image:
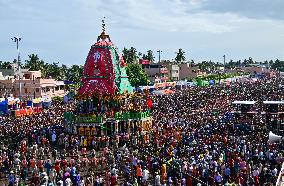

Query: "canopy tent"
(263, 101), (284, 105)
(26, 100), (33, 107)
(232, 101), (256, 105)
(42, 101), (51, 108)
(196, 79), (210, 87)
(209, 80), (215, 85)
(0, 100), (8, 114)
(152, 89), (175, 95)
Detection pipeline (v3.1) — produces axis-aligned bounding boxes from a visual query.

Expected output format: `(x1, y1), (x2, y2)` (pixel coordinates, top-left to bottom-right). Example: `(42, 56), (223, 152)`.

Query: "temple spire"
(97, 17), (111, 42)
(102, 17), (106, 33)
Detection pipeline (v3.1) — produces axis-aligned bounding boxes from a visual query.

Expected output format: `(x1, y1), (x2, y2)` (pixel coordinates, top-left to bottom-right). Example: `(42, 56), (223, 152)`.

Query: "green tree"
(122, 48), (129, 62)
(138, 52), (143, 59)
(66, 65), (83, 85)
(122, 47), (138, 64)
(24, 54), (47, 77)
(271, 59), (284, 71)
(45, 62), (65, 80)
(146, 50), (155, 63)
(142, 54), (148, 60)
(242, 59), (248, 66)
(59, 64), (68, 80)
(126, 63), (149, 88)
(0, 61), (12, 69)
(24, 54), (45, 71)
(175, 49), (186, 63)
(248, 57), (253, 64)
(236, 60), (241, 67)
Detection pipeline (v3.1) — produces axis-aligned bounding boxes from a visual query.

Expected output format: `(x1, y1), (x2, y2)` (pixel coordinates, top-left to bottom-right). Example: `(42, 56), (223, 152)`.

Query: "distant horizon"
(0, 51), (282, 67)
(1, 0), (284, 66)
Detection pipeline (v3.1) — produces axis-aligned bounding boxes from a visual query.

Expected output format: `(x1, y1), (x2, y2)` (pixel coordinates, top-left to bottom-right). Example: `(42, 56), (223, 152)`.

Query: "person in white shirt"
(65, 178), (72, 186)
(142, 168), (149, 184)
(155, 174), (161, 186)
(51, 132), (56, 147)
(57, 180), (63, 186)
(214, 172), (222, 184)
(272, 168), (278, 177)
(252, 168), (259, 177)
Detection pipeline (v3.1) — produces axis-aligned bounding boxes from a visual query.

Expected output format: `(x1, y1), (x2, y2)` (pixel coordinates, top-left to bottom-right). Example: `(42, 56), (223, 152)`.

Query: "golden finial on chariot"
(97, 17), (111, 42)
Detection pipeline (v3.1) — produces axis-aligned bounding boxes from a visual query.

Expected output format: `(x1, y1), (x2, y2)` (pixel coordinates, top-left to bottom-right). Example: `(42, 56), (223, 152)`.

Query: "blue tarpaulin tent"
(42, 101), (51, 108)
(27, 100), (33, 107)
(209, 80), (215, 85)
(0, 100), (8, 114)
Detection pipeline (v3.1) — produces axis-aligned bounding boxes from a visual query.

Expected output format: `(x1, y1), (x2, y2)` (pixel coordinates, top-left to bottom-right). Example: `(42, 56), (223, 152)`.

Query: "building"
(139, 59), (169, 82)
(0, 69), (65, 99)
(179, 63), (201, 80)
(168, 64), (180, 81)
(0, 63), (29, 77)
(159, 62), (180, 81)
(228, 66), (271, 75)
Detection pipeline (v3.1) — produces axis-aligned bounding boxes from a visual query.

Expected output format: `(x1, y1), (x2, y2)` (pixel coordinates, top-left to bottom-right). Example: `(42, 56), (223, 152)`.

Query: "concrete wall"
(0, 78), (65, 98)
(169, 64), (180, 80)
(142, 64), (169, 82)
(179, 63), (199, 80)
(144, 67), (160, 82)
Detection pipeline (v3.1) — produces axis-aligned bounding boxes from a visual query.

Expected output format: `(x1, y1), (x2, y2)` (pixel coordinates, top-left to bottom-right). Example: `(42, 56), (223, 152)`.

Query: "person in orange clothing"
(144, 133), (149, 144)
(161, 163), (167, 184)
(186, 175), (193, 186)
(136, 164), (143, 184)
(29, 157), (36, 173)
(54, 163), (61, 175)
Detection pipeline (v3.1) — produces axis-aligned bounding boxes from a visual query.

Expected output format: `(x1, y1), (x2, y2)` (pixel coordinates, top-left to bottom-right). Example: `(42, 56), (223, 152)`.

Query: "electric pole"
(11, 37), (22, 100)
(157, 50), (162, 63)
(223, 55), (226, 72)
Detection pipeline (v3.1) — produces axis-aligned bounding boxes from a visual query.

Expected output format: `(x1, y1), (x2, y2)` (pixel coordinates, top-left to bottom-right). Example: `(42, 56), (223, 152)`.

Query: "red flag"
(147, 98), (153, 109)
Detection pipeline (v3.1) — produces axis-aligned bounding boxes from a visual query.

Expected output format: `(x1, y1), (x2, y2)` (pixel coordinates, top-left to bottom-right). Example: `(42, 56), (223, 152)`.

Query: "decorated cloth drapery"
(79, 40), (133, 95)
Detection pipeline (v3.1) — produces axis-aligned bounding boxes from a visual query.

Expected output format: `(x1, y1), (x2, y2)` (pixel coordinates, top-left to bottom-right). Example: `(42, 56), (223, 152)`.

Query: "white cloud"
(1, 0), (284, 64)
(77, 0), (236, 33)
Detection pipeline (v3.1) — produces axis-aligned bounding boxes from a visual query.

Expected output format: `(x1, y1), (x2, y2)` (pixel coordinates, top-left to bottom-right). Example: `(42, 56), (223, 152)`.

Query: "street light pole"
(157, 50), (162, 63)
(11, 37), (22, 100)
(223, 55), (226, 73)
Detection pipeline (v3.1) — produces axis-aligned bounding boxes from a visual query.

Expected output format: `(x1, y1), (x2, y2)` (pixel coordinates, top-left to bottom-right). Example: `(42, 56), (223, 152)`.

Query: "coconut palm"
(175, 49), (186, 63)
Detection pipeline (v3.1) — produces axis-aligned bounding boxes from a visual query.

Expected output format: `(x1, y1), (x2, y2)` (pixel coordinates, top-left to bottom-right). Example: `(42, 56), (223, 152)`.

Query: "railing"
(160, 69), (168, 74)
(64, 110), (151, 124)
(276, 162), (284, 186)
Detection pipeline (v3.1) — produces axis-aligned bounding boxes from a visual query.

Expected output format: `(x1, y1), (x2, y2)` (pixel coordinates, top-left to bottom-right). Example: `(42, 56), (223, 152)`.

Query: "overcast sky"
(1, 0), (284, 65)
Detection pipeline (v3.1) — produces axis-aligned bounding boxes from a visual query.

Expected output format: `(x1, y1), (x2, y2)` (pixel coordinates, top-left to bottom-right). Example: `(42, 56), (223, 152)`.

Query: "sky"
(0, 0), (284, 66)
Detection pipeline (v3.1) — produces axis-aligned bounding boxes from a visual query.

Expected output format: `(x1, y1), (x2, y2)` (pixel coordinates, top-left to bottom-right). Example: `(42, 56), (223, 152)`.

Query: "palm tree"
(129, 47), (138, 63)
(243, 59), (248, 66)
(24, 54), (46, 76)
(248, 57), (253, 64)
(122, 47), (138, 64)
(138, 52), (143, 59)
(67, 65), (83, 85)
(190, 60), (195, 67)
(146, 50), (155, 63)
(0, 61), (12, 69)
(45, 62), (63, 80)
(236, 60), (241, 67)
(175, 49), (186, 64)
(60, 64), (68, 80)
(141, 50), (155, 63)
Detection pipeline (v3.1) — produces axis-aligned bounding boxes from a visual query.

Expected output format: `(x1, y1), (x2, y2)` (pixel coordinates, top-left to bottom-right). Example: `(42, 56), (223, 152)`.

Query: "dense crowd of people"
(0, 76), (283, 185)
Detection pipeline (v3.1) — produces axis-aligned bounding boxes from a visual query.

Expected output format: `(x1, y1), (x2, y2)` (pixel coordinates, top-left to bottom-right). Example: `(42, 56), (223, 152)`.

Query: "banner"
(15, 107), (42, 117)
(42, 101), (51, 108)
(27, 100), (33, 107)
(65, 110), (152, 124)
